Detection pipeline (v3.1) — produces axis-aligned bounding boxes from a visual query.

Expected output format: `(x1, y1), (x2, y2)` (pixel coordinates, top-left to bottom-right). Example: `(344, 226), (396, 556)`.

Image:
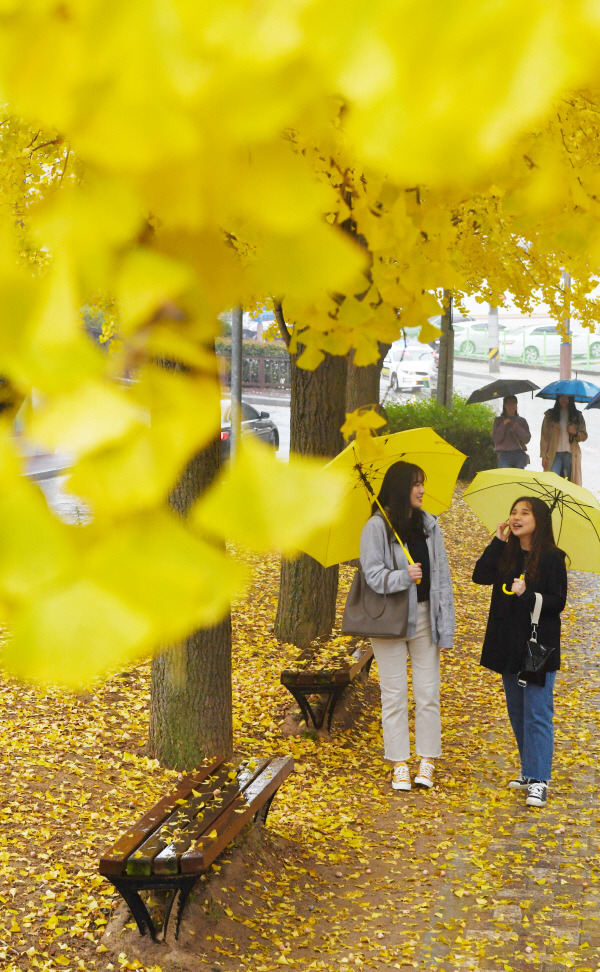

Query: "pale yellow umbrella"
(299, 427), (466, 567)
(463, 468), (600, 589)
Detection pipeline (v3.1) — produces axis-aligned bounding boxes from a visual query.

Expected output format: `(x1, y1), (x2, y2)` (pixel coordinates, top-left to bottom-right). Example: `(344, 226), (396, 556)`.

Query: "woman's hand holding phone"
(496, 521), (510, 541)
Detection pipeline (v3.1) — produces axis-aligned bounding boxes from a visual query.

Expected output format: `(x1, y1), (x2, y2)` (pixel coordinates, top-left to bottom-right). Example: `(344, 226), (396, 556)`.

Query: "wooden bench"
(280, 640), (374, 731)
(99, 754), (294, 941)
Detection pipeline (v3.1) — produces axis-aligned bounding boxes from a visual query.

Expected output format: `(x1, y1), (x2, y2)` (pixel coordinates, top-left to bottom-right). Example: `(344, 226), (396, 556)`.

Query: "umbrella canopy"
(585, 390), (600, 410)
(466, 379), (539, 405)
(300, 427), (466, 568)
(536, 378), (600, 403)
(463, 468), (600, 573)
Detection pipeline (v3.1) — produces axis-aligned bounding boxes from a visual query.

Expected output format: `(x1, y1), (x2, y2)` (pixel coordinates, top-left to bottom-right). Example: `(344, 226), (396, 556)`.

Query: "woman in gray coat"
(360, 461), (455, 792)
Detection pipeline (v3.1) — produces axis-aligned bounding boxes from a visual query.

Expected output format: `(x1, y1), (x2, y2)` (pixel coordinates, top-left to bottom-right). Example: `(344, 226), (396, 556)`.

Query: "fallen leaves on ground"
(0, 487), (599, 971)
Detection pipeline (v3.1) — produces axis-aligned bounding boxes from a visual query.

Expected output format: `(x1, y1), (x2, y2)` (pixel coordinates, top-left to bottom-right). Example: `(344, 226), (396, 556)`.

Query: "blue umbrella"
(536, 378), (600, 403)
(585, 390), (600, 410)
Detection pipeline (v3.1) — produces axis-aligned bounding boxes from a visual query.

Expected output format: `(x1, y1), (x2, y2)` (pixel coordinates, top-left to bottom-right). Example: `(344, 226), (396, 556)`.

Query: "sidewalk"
(412, 569), (600, 972)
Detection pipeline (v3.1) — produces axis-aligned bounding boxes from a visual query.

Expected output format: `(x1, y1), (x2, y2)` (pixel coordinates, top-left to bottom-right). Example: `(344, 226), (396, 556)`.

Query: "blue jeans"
(502, 671), (556, 781)
(498, 450), (528, 469)
(551, 451), (572, 479)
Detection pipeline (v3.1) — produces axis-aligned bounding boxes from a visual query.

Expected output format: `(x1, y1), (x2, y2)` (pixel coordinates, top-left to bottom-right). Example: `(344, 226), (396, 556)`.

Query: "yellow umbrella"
(300, 427), (466, 567)
(463, 468), (600, 576)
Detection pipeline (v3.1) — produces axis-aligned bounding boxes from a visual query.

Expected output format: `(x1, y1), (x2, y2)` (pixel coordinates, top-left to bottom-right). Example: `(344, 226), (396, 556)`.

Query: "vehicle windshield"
(392, 347), (430, 361)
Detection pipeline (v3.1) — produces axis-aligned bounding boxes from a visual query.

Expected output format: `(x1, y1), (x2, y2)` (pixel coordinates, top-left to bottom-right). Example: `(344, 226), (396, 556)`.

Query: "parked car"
(220, 400), (279, 458)
(382, 343), (437, 392)
(453, 320), (508, 356)
(502, 321), (600, 365)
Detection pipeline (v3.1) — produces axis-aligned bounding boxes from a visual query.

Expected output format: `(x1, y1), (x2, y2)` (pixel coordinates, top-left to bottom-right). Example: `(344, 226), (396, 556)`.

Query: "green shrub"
(215, 337), (288, 358)
(384, 394), (496, 480)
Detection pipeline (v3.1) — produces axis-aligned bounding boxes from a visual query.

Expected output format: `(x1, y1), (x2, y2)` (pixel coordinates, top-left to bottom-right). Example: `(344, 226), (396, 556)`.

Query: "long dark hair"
(373, 461), (426, 541)
(548, 395), (579, 424)
(498, 495), (558, 581)
(501, 395), (518, 418)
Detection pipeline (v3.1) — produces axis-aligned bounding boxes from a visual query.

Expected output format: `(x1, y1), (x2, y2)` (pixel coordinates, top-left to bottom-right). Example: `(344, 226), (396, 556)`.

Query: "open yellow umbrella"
(463, 468), (600, 575)
(299, 427), (466, 567)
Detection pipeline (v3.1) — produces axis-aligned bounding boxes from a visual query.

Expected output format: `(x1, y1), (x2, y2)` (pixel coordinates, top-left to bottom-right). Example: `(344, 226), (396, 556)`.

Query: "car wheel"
(271, 430), (279, 450)
(460, 341), (476, 355)
(523, 345), (539, 363)
(390, 372), (398, 391)
(590, 342), (600, 359)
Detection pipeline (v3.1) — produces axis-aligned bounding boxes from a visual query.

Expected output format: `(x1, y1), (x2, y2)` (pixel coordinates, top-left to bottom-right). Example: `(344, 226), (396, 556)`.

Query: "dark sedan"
(220, 399), (279, 459)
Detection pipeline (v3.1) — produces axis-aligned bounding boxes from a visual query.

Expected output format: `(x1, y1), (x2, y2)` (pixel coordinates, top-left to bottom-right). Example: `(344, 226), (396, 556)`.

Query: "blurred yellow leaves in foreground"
(0, 1), (599, 683)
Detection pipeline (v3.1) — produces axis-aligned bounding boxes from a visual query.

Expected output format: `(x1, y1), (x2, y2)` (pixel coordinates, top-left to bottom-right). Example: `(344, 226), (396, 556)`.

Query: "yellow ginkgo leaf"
(191, 437), (348, 554)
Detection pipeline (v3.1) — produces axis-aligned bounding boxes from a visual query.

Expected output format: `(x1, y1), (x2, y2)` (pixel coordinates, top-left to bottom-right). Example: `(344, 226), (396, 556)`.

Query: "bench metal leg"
(288, 686), (347, 731)
(109, 878), (157, 941)
(162, 889), (177, 940)
(288, 688), (317, 728)
(108, 874), (199, 942)
(325, 687), (346, 731)
(254, 792), (276, 826)
(174, 878), (198, 940)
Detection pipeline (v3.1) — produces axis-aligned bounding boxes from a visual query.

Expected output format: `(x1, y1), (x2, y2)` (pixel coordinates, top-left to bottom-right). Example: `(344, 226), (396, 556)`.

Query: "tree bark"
(149, 438), (233, 769)
(345, 344), (389, 414)
(274, 351), (348, 649)
(436, 290), (454, 409)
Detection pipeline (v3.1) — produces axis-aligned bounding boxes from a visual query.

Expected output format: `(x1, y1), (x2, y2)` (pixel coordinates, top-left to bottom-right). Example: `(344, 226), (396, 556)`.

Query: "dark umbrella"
(466, 378), (539, 405)
(585, 390), (600, 410)
(536, 378), (600, 403)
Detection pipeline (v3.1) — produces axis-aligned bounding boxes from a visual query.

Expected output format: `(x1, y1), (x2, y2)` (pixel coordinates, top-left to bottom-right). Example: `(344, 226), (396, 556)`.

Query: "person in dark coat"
(473, 495), (567, 809)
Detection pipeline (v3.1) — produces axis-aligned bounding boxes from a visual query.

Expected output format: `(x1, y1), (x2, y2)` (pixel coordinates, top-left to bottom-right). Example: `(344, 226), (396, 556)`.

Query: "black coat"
(472, 538), (567, 675)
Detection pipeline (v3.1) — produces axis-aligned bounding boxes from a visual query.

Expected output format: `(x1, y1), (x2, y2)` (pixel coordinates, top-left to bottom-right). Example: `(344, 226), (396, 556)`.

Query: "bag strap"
(372, 505), (415, 566)
(530, 592), (543, 627)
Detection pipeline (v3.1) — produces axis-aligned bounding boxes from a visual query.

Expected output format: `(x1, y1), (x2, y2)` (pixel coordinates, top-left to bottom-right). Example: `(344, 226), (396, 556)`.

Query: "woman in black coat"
(473, 496), (567, 809)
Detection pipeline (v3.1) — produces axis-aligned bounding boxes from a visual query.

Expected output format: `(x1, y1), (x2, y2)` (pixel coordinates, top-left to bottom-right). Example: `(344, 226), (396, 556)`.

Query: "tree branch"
(272, 299), (291, 347)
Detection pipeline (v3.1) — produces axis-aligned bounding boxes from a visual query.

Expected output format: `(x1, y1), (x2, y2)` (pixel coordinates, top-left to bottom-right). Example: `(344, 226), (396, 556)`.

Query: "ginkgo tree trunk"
(274, 350), (348, 649)
(149, 437), (233, 768)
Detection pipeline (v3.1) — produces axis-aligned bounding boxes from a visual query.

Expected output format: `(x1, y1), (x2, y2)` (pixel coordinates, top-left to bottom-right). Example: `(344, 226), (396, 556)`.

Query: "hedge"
(384, 394), (496, 480)
(215, 337), (289, 358)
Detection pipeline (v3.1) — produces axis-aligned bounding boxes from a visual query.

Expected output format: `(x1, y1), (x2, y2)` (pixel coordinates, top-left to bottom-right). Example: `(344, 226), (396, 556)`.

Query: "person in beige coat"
(540, 394), (588, 485)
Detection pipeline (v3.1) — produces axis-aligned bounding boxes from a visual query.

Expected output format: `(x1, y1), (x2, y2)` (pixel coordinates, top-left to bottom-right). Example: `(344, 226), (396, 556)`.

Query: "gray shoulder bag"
(342, 527), (410, 639)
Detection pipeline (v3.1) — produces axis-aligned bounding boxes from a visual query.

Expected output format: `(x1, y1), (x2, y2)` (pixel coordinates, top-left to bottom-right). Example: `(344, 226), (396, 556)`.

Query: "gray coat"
(360, 511), (455, 648)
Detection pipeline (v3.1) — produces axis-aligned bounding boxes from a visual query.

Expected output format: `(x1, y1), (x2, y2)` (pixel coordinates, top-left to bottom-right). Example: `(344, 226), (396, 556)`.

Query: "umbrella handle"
(502, 573), (524, 596)
(371, 494), (420, 584)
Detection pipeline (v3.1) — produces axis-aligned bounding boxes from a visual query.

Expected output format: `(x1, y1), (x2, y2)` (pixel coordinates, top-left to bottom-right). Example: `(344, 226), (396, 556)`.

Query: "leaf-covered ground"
(1, 491), (600, 971)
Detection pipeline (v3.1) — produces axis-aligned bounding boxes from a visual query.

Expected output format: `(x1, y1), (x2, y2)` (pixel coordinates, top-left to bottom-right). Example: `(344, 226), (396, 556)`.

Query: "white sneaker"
(392, 762), (411, 791)
(526, 781), (548, 808)
(414, 758), (435, 788)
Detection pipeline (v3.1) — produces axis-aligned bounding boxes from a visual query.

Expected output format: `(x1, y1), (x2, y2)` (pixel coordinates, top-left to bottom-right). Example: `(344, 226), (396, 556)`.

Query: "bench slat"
(151, 759), (271, 875)
(127, 759), (270, 877)
(99, 755), (225, 877)
(180, 756), (294, 873)
(281, 644), (372, 687)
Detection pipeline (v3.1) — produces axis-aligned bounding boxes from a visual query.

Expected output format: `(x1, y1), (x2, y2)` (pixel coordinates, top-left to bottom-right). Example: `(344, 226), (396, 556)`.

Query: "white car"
(502, 321), (600, 365)
(383, 344), (437, 392)
(453, 320), (508, 356)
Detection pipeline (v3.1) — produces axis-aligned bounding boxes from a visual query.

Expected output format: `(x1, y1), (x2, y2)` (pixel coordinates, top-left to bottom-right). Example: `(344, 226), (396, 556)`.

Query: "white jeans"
(371, 601), (441, 762)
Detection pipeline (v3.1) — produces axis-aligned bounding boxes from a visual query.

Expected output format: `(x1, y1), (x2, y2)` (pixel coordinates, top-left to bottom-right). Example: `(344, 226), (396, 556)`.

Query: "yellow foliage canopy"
(0, 3), (599, 683)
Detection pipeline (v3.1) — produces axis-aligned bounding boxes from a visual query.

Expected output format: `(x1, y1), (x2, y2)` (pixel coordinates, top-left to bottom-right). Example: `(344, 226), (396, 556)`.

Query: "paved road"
(450, 358), (600, 498)
(34, 358), (600, 521)
(266, 358), (600, 498)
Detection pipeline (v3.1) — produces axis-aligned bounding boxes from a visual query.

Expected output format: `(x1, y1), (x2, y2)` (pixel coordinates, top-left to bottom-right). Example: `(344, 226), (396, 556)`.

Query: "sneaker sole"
(508, 781), (529, 790)
(392, 781), (411, 791)
(526, 797), (546, 807)
(414, 777), (434, 788)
